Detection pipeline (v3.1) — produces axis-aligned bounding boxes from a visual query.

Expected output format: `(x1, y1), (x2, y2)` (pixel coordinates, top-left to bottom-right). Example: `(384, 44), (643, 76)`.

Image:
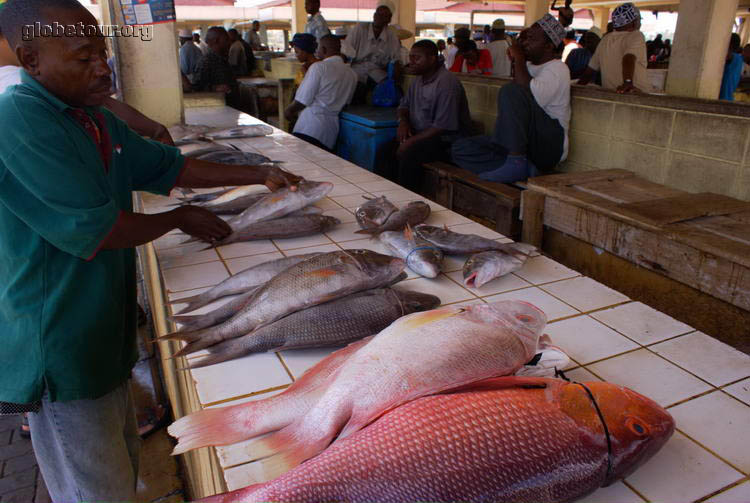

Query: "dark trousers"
(293, 132), (332, 153)
(452, 82), (564, 174)
(380, 135), (449, 193)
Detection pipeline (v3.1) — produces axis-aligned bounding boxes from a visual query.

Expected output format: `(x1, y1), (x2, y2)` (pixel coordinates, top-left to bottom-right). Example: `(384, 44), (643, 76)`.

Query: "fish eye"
(625, 417), (649, 436)
(516, 314), (533, 323)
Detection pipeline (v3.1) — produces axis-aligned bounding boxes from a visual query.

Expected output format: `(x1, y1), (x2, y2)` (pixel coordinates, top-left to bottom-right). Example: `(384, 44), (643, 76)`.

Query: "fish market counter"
(136, 106), (750, 502)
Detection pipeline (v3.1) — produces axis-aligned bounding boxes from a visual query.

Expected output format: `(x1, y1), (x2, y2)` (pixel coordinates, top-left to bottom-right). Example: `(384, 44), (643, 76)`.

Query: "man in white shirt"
(304, 0), (330, 42)
(452, 14), (570, 182)
(578, 3), (653, 93)
(284, 35), (357, 151)
(179, 29), (202, 84)
(487, 18), (512, 78)
(193, 33), (209, 56)
(444, 27), (469, 70)
(227, 28), (248, 76)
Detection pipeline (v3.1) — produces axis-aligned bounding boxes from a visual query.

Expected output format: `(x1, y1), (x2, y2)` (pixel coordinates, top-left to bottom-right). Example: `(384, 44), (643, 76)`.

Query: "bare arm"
(177, 158), (302, 192)
(102, 97), (174, 146)
(616, 53), (639, 93)
(284, 100), (306, 121)
(576, 66), (595, 85)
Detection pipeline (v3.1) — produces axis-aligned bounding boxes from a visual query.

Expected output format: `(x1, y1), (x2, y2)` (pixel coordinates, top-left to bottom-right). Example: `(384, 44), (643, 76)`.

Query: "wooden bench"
(422, 161), (522, 238)
(521, 169), (750, 350)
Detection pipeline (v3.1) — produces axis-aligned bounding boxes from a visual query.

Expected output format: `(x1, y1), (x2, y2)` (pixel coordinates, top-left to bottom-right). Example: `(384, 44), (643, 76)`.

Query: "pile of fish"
(354, 196), (431, 235)
(164, 249), (438, 365)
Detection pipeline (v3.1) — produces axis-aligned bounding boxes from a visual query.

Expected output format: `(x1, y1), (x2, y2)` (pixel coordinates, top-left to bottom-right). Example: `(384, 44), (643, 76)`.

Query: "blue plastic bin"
(336, 106), (398, 172)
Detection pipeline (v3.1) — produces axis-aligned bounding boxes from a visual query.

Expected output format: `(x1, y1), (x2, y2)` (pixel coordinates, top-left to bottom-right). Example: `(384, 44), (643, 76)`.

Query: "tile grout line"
(275, 352), (296, 383)
(201, 384), (291, 409)
(694, 476), (750, 503)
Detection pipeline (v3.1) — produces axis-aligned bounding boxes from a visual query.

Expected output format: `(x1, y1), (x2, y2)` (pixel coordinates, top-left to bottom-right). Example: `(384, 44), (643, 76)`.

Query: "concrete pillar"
(592, 8), (610, 33)
(101, 0), (183, 125)
(291, 0), (307, 35)
(395, 0), (416, 48)
(666, 0), (739, 99)
(524, 0), (548, 28)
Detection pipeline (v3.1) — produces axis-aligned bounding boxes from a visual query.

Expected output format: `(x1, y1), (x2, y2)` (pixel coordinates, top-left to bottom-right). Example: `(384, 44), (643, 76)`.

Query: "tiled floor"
(141, 108), (750, 502)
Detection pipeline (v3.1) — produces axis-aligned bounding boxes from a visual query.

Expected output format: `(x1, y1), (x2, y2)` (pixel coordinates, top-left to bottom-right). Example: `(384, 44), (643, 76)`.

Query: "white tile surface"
(707, 481), (750, 503)
(591, 302), (694, 345)
(576, 481), (645, 503)
(650, 332), (750, 387)
(354, 179), (403, 192)
(626, 432), (743, 503)
(328, 183), (367, 197)
(312, 197), (342, 210)
(425, 210), (473, 226)
(279, 347), (340, 380)
(162, 261), (230, 292)
(332, 193), (373, 208)
(587, 349), (712, 407)
(324, 221), (369, 243)
(341, 171), (384, 183)
(723, 378), (750, 406)
(324, 208), (356, 224)
(282, 243), (340, 256)
(514, 255), (580, 285)
(441, 253), (468, 273)
(153, 231), (190, 250)
(158, 246), (220, 270)
(561, 366), (603, 383)
(485, 286), (580, 322)
(272, 233), (334, 250)
(217, 240), (278, 260)
(445, 270), (530, 297)
(541, 277), (630, 313)
(394, 275), (476, 305)
(191, 352), (292, 405)
(544, 316), (639, 365)
(224, 252), (285, 275)
(367, 188), (420, 203)
(669, 391), (750, 472)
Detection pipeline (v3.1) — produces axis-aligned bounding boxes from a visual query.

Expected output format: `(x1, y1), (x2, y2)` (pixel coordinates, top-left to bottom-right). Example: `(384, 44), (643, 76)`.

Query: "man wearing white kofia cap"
(451, 14), (570, 183)
(342, 0), (401, 102)
(578, 2), (652, 93)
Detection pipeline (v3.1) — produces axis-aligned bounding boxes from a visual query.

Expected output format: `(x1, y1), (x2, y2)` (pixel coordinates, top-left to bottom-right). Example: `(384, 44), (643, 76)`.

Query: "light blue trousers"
(28, 380), (140, 503)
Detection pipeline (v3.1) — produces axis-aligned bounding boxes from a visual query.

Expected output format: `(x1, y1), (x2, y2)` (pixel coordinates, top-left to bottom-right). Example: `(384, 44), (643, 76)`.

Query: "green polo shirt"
(0, 71), (185, 403)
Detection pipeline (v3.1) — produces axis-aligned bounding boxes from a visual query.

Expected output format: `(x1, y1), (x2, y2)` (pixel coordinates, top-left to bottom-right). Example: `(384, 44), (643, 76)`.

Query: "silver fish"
(355, 196), (398, 232)
(196, 150), (275, 166)
(186, 288), (440, 369)
(170, 289), (259, 331)
(160, 250), (407, 356)
(463, 244), (536, 289)
(168, 253), (323, 314)
(355, 201), (431, 235)
(211, 214), (340, 247)
(203, 125), (274, 140)
(379, 226), (443, 278)
(414, 224), (515, 255)
(183, 145), (236, 158)
(202, 193), (268, 215)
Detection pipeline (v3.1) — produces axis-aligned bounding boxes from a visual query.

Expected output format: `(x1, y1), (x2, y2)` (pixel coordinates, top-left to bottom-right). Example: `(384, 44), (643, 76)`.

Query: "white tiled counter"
(138, 107), (750, 502)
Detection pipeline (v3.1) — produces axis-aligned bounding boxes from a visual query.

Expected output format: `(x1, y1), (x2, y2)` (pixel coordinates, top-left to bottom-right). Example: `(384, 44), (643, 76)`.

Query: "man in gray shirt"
(390, 39), (471, 192)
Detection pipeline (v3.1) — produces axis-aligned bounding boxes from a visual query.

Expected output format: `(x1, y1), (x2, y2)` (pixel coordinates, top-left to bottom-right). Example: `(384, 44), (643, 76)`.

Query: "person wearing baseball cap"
(179, 28), (202, 85)
(487, 18), (512, 77)
(452, 13), (570, 183)
(578, 2), (653, 93)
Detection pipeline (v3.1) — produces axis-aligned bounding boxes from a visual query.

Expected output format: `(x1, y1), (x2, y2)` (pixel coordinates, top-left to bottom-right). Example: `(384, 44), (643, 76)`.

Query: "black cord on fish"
(577, 382), (614, 482)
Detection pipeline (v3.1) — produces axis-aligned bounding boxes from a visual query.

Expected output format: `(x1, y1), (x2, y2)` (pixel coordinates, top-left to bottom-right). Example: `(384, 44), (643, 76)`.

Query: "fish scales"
(201, 378), (674, 503)
(215, 214), (339, 246)
(380, 229), (443, 278)
(355, 196), (398, 231)
(356, 201), (430, 235)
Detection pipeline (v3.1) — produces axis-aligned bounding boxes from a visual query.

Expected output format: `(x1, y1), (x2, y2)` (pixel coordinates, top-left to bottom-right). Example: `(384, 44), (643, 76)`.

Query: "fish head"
(407, 248), (443, 278)
(345, 249), (406, 283)
(474, 300), (547, 357)
(297, 180), (334, 200)
(392, 289), (441, 314)
(356, 196), (398, 227)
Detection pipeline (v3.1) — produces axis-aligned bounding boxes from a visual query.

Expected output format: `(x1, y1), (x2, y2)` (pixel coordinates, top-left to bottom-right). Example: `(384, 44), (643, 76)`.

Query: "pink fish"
(198, 377), (675, 503)
(169, 300), (546, 479)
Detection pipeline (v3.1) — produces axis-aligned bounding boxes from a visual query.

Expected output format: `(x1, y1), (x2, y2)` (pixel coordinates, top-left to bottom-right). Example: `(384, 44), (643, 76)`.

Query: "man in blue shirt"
(179, 28), (202, 84)
(0, 1), (299, 501)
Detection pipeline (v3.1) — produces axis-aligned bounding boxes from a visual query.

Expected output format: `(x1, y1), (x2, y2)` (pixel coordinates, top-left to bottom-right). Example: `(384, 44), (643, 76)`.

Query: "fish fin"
(172, 335), (225, 357)
(403, 223), (414, 241)
(442, 376), (553, 395)
(168, 394), (291, 455)
(157, 329), (198, 342)
(167, 293), (203, 306)
(249, 427), (334, 479)
(168, 314), (203, 327)
(353, 228), (378, 235)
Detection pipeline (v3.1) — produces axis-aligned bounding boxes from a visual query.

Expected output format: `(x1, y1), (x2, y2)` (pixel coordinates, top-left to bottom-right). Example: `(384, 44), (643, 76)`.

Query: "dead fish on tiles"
(186, 288), (440, 369)
(170, 289), (258, 332)
(183, 144), (236, 158)
(168, 253), (323, 314)
(211, 214), (340, 247)
(159, 250), (406, 356)
(355, 201), (431, 235)
(462, 244), (536, 289)
(203, 124), (274, 140)
(176, 188), (234, 205)
(195, 150), (275, 166)
(355, 196), (398, 232)
(201, 193), (268, 215)
(380, 226), (443, 278)
(415, 224), (532, 256)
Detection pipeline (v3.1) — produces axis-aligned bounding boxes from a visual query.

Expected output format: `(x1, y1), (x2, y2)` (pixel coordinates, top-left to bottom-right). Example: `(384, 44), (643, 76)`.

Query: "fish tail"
(168, 314), (204, 328)
(167, 292), (203, 307)
(249, 426), (334, 480)
(169, 392), (294, 455)
(156, 326), (206, 342)
(172, 335), (224, 357)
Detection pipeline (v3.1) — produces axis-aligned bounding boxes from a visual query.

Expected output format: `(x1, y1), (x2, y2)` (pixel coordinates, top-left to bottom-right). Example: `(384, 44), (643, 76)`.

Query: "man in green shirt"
(0, 0), (299, 501)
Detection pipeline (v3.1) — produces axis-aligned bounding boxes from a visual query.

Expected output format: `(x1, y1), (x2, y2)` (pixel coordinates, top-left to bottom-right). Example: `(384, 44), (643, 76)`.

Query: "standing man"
(0, 2), (299, 503)
(193, 32), (209, 55)
(304, 0), (330, 42)
(194, 26), (236, 94)
(342, 0), (401, 102)
(227, 28), (249, 76)
(578, 2), (653, 94)
(393, 40), (471, 192)
(487, 18), (512, 78)
(179, 28), (202, 85)
(246, 20), (264, 51)
(285, 34), (356, 151)
(290, 32), (320, 86)
(452, 14), (570, 182)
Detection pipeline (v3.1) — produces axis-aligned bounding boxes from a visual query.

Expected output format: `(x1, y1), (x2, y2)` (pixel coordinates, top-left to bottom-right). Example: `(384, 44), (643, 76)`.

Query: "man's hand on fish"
(173, 205), (233, 243)
(263, 165), (302, 192)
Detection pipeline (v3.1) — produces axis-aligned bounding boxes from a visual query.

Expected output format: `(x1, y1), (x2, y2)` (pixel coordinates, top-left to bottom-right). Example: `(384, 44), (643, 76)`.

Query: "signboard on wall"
(119, 0), (175, 25)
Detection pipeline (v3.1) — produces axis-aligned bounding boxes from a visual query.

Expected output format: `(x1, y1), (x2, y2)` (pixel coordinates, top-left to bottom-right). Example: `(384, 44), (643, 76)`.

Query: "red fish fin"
(252, 429), (334, 480)
(404, 223), (414, 241)
(464, 272), (478, 289)
(442, 376), (553, 395)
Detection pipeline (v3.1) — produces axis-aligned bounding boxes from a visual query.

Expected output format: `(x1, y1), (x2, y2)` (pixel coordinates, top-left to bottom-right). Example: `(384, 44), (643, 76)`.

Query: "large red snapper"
(199, 377), (675, 503)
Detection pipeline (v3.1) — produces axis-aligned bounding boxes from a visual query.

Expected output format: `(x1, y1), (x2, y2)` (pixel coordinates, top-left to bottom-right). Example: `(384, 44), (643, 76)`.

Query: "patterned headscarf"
(612, 3), (640, 29)
(535, 13), (565, 47)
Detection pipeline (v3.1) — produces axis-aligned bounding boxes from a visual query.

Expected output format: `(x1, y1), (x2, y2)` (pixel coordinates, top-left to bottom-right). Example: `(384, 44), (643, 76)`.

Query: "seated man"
(342, 0), (400, 103)
(452, 14), (570, 183)
(284, 35), (357, 152)
(578, 2), (653, 93)
(450, 39), (493, 75)
(390, 40), (471, 192)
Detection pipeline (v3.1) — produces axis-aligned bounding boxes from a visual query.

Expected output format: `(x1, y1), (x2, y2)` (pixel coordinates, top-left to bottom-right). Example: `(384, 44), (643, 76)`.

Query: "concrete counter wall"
(408, 73), (750, 201)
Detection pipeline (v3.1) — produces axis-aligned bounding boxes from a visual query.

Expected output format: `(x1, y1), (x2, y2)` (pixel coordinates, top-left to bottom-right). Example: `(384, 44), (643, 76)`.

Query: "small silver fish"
(355, 201), (431, 235)
(462, 244), (536, 288)
(355, 196), (398, 231)
(380, 226), (443, 278)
